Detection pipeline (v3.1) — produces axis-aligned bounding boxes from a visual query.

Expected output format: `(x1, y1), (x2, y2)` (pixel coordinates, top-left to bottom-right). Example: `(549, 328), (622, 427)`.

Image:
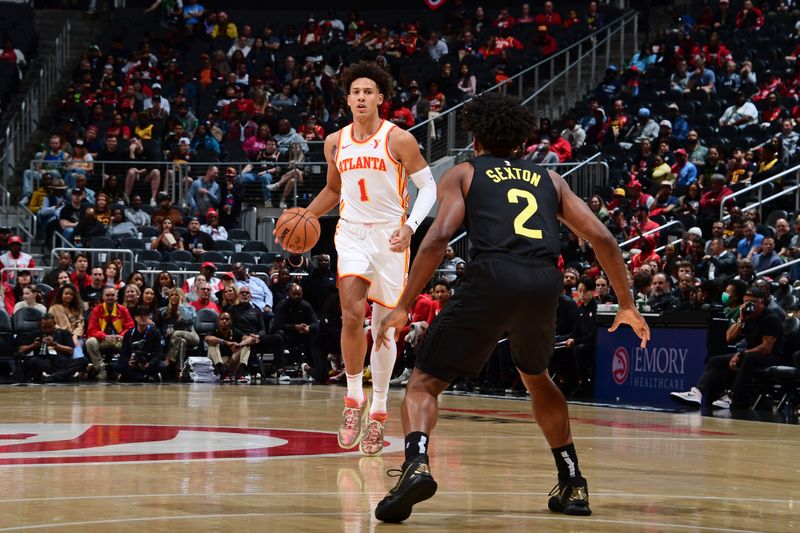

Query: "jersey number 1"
(358, 178), (369, 202)
(507, 188), (542, 239)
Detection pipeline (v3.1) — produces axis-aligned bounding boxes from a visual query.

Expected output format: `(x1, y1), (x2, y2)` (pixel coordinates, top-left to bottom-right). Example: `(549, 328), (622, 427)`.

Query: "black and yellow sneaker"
(374, 460), (438, 523)
(548, 477), (592, 516)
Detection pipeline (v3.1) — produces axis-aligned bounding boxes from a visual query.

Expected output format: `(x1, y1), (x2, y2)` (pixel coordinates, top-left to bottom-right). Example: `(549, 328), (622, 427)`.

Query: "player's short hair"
(342, 61), (393, 99)
(462, 92), (535, 157)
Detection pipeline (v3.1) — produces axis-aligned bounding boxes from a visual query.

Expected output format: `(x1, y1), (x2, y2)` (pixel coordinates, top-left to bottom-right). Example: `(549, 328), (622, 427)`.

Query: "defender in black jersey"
(373, 93), (650, 523)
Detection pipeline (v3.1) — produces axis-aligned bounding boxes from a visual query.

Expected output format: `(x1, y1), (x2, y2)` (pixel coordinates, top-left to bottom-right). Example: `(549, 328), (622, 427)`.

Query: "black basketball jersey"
(464, 155), (561, 264)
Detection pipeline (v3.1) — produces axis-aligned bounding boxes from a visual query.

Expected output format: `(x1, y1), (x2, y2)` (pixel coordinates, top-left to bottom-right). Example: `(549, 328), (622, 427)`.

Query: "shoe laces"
(342, 407), (360, 429)
(387, 468), (404, 478)
(548, 483), (563, 497)
(364, 419), (384, 444)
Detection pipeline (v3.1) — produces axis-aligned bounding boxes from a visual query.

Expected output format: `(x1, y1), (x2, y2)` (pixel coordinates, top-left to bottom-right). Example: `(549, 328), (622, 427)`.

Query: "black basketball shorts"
(415, 254), (563, 383)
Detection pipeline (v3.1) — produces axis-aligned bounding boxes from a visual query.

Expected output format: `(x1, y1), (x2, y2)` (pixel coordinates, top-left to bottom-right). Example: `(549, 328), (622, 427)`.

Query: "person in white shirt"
(199, 208), (228, 241)
(719, 92), (758, 129)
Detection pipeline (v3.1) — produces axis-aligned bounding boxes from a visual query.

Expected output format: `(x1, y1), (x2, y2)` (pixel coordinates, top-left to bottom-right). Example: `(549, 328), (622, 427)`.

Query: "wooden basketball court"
(0, 383), (795, 532)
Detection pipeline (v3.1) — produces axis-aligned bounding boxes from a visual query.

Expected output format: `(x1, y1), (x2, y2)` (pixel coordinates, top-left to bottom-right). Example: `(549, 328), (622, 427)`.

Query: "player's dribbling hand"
(389, 225), (413, 253)
(608, 306), (651, 348)
(376, 308), (409, 349)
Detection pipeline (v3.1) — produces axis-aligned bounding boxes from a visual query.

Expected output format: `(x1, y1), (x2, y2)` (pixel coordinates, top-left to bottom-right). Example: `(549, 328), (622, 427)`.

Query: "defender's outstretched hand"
(608, 306), (651, 348)
(376, 308), (409, 349)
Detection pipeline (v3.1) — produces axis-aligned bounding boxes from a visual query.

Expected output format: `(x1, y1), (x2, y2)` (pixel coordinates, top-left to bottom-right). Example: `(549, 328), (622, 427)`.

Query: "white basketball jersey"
(335, 120), (408, 224)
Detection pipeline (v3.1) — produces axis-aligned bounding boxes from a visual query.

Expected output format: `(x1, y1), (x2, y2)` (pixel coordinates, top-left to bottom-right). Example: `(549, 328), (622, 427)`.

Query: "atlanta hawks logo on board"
(612, 347), (629, 385)
(0, 424), (400, 466)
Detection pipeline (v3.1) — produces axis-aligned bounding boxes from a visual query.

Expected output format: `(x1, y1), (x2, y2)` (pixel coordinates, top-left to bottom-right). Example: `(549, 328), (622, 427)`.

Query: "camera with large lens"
(742, 301), (756, 317)
(130, 338), (148, 363)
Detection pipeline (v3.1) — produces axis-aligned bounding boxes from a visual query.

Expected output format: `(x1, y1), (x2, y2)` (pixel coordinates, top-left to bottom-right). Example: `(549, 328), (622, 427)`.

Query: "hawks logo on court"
(0, 424), (400, 465)
(612, 347), (629, 385)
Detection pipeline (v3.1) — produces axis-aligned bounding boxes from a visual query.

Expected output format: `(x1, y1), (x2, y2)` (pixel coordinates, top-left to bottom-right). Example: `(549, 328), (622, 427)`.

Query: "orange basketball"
(275, 207), (321, 254)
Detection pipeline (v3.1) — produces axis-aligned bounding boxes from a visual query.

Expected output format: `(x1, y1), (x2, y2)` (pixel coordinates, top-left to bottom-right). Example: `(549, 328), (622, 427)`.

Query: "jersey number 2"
(357, 178), (369, 201)
(507, 188), (542, 239)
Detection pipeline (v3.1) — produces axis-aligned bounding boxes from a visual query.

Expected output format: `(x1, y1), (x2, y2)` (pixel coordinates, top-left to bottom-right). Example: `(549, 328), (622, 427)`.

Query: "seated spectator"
(527, 137), (559, 164)
(560, 115), (586, 150)
(699, 174), (734, 222)
(190, 282), (222, 313)
(736, 0), (764, 31)
(629, 42), (657, 72)
(531, 25), (557, 56)
(150, 218), (184, 256)
(191, 124), (222, 156)
(85, 287), (134, 380)
(243, 124), (272, 160)
(63, 139), (93, 189)
(44, 251), (73, 288)
(124, 136), (161, 207)
(585, 1), (604, 30)
(217, 278), (239, 312)
(751, 237), (783, 273)
(48, 283), (85, 354)
(13, 286), (46, 315)
(80, 266), (106, 305)
(671, 287), (780, 412)
(23, 313), (87, 383)
(649, 182), (678, 218)
(38, 178), (68, 229)
(206, 311), (254, 381)
(182, 217), (215, 259)
(671, 149), (698, 190)
(753, 144), (785, 183)
(232, 262), (272, 314)
(777, 119), (799, 167)
(271, 84), (299, 110)
(593, 66), (620, 100)
(274, 283), (319, 364)
(114, 306), (165, 382)
(160, 287), (199, 379)
(182, 262), (221, 295)
(22, 135), (69, 201)
(108, 207), (138, 243)
(626, 108), (659, 145)
(74, 208), (107, 247)
(151, 192), (183, 227)
(687, 58), (716, 98)
(647, 272), (677, 312)
(736, 258), (756, 284)
(719, 92), (758, 130)
(3, 269), (32, 315)
(267, 142), (306, 209)
(199, 208), (228, 241)
(738, 221), (764, 259)
(230, 284), (284, 376)
(630, 235), (660, 274)
(188, 166), (221, 217)
(673, 274), (698, 311)
(0, 236), (35, 284)
(121, 285), (141, 310)
(670, 59), (690, 94)
(727, 146), (756, 185)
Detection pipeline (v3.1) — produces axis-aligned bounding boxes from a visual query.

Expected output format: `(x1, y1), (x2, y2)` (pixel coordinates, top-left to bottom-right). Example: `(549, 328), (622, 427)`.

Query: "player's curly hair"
(462, 93), (535, 157)
(342, 61), (393, 99)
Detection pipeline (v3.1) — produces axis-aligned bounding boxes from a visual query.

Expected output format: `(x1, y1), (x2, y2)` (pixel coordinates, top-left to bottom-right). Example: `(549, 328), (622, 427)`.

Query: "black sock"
(551, 443), (582, 483)
(404, 431), (430, 464)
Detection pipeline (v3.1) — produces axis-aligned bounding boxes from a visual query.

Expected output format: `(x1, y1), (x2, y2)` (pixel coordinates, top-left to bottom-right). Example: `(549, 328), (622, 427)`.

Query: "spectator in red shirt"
(549, 129), (572, 162)
(493, 7), (516, 30)
(297, 114), (325, 140)
(85, 286), (134, 380)
(535, 1), (563, 28)
(631, 205), (661, 240)
(495, 27), (525, 52)
(190, 282), (222, 313)
(562, 9), (581, 29)
(518, 3), (534, 25)
(736, 0), (764, 31)
(760, 92), (785, 124)
(627, 180), (655, 211)
(699, 173), (734, 219)
(389, 99), (415, 129)
(532, 26), (558, 57)
(630, 235), (661, 274)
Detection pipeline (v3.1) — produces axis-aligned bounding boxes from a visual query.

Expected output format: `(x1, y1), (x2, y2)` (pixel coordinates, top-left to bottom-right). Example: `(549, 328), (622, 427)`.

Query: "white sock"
(346, 372), (364, 403)
(369, 305), (397, 415)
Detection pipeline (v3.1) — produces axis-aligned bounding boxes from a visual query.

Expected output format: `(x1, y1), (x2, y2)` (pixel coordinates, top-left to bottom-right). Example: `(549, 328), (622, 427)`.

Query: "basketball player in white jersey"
(304, 62), (436, 456)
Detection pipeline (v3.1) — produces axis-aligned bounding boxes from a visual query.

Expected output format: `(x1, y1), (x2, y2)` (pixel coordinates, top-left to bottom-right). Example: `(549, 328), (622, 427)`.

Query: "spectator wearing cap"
(720, 92), (758, 129)
(63, 139), (94, 189)
(188, 166), (221, 218)
(0, 236), (34, 284)
(182, 262), (222, 295)
(182, 217), (215, 259)
(200, 209), (228, 241)
(628, 107), (659, 145)
(38, 178), (68, 229)
(650, 181), (679, 218)
(657, 119), (673, 147)
(714, 0), (735, 29)
(626, 180), (655, 211)
(406, 81), (430, 124)
(630, 235), (661, 274)
(665, 103), (689, 144)
(606, 187), (629, 217)
(672, 148), (698, 189)
(114, 306), (165, 382)
(143, 83), (171, 114)
(593, 65), (620, 100)
(532, 25), (557, 56)
(151, 192), (184, 228)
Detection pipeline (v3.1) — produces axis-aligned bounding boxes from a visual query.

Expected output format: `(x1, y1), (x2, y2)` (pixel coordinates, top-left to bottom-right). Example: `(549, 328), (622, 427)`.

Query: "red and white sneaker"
(360, 412), (388, 456)
(337, 395), (370, 449)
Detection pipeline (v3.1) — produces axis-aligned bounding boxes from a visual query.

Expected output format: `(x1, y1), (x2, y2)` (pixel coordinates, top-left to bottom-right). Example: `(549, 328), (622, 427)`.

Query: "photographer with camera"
(671, 287), (784, 411)
(113, 306), (165, 382)
(22, 314), (88, 383)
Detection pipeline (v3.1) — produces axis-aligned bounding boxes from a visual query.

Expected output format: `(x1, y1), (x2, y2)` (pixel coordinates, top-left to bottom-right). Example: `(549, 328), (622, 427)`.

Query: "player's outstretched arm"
(550, 170), (650, 348)
(305, 133), (343, 218)
(388, 128), (437, 252)
(376, 163), (468, 348)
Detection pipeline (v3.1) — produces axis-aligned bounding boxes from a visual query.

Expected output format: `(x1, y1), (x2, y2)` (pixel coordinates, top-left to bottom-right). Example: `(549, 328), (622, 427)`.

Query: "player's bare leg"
(375, 369), (449, 522)
(518, 369), (591, 516)
(337, 276), (371, 449)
